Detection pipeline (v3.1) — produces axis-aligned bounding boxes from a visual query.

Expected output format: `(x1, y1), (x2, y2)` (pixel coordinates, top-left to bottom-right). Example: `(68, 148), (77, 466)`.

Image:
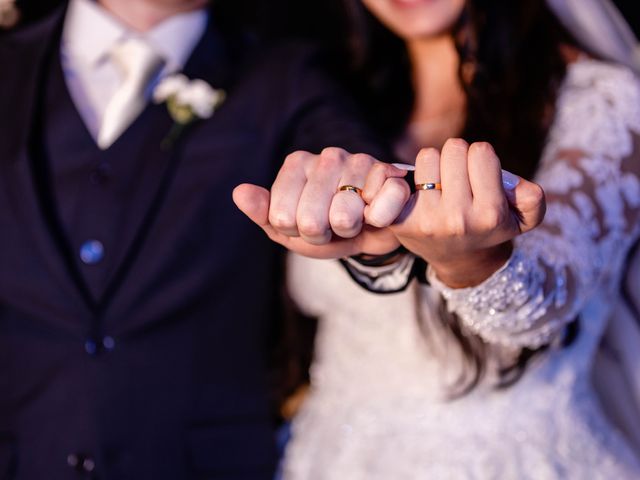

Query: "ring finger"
(413, 147), (442, 211)
(329, 155), (372, 238)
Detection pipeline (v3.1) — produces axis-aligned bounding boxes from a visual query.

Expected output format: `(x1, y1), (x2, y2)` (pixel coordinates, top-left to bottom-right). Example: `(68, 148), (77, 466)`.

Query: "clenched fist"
(364, 139), (545, 287)
(233, 147), (407, 259)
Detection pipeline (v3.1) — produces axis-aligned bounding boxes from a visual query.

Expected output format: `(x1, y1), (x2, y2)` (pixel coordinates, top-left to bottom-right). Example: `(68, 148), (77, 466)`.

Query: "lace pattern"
(427, 59), (640, 348)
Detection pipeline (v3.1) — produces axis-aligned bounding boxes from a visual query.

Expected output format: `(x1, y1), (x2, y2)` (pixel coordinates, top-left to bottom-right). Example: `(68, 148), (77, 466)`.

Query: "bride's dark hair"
(341, 0), (574, 178)
(337, 0), (581, 396)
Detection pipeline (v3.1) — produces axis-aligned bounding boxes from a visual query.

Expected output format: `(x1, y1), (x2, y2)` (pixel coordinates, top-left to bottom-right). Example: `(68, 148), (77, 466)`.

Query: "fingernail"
(501, 169), (520, 190)
(391, 162), (416, 171)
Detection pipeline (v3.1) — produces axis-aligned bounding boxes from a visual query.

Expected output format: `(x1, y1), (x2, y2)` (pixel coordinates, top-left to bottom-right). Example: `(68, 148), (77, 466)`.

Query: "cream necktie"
(97, 37), (165, 150)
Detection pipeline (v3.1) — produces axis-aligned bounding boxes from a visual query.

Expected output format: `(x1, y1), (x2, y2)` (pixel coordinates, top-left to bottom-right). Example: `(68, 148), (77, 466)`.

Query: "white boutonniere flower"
(0, 0), (20, 29)
(153, 74), (226, 149)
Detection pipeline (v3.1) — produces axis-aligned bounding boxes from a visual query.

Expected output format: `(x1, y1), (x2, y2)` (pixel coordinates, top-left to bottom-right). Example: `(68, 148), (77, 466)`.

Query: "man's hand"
(233, 148), (407, 259)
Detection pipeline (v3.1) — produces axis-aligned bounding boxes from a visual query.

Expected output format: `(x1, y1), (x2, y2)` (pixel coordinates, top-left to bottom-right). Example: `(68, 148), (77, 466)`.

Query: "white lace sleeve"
(427, 60), (640, 348)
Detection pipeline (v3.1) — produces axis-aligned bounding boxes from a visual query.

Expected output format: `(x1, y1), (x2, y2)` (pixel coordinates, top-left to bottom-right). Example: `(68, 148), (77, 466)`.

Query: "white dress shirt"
(60, 0), (208, 141)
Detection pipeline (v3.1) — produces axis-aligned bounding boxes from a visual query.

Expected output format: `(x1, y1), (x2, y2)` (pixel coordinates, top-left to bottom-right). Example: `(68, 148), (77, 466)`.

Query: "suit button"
(102, 336), (115, 351)
(84, 339), (98, 355)
(82, 458), (96, 473)
(80, 240), (104, 265)
(67, 453), (79, 467)
(67, 453), (95, 472)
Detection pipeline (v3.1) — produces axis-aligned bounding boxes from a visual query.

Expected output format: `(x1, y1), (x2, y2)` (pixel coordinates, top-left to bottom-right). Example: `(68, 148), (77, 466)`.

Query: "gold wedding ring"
(337, 185), (363, 196)
(415, 182), (442, 191)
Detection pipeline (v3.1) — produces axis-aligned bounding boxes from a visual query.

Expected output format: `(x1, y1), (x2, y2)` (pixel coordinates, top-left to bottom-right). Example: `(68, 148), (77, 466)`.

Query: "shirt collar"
(62, 0), (127, 66)
(62, 0), (208, 72)
(146, 9), (208, 74)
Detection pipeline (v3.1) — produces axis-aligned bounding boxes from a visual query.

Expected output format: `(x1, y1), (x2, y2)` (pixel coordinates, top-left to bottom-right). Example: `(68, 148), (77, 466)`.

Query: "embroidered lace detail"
(428, 250), (556, 347)
(427, 59), (640, 348)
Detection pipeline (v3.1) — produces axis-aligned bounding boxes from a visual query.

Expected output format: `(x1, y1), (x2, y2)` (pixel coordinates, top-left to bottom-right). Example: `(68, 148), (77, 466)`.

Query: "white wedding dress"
(282, 58), (640, 479)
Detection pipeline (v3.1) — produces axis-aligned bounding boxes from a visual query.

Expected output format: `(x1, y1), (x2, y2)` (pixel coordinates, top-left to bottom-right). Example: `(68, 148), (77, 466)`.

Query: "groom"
(0, 0), (384, 478)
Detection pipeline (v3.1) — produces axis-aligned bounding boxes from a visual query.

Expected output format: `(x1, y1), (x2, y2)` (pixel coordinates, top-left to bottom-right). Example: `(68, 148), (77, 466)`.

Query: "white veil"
(546, 0), (640, 73)
(546, 0), (640, 456)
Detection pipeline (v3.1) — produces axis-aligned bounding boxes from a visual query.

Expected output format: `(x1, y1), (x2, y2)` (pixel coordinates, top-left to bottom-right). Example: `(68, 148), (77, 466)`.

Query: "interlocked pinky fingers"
(365, 177), (411, 228)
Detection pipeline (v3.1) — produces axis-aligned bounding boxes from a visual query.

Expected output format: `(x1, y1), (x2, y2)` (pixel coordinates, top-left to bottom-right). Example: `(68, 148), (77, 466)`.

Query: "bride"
(234, 0), (640, 478)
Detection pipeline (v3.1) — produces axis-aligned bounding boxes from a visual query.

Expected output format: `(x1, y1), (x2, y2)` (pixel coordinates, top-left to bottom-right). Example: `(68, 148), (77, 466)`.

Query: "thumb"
(232, 183), (271, 228)
(506, 178), (546, 233)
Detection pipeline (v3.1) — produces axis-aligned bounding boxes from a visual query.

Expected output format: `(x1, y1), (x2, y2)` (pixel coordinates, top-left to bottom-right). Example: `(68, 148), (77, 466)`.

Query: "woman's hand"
(233, 147), (408, 259)
(365, 139), (546, 287)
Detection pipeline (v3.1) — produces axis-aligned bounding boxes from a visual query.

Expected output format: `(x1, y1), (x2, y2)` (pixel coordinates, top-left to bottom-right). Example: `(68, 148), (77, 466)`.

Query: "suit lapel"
(180, 16), (233, 90)
(0, 8), (97, 316)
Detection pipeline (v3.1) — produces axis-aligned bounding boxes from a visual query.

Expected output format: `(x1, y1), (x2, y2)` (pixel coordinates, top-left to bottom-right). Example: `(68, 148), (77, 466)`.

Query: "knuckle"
(348, 153), (374, 170)
(445, 213), (468, 237)
(468, 141), (495, 157)
(444, 138), (469, 152)
(317, 157), (339, 172)
(331, 211), (360, 233)
(370, 161), (387, 174)
(321, 146), (347, 156)
(320, 147), (347, 164)
(283, 150), (309, 169)
(269, 209), (296, 231)
(417, 217), (437, 237)
(297, 215), (329, 238)
(417, 147), (439, 160)
(478, 205), (506, 230)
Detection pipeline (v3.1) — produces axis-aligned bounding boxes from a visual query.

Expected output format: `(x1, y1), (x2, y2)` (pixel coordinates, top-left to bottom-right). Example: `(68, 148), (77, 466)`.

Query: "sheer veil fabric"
(546, 0), (640, 73)
(546, 0), (640, 454)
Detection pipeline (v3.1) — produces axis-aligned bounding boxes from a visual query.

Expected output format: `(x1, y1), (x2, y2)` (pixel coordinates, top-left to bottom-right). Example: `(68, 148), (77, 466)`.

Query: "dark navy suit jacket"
(0, 6), (383, 480)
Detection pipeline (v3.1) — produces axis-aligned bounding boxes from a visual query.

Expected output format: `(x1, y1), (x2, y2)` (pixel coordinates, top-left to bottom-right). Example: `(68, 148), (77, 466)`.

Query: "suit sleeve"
(274, 44), (391, 161)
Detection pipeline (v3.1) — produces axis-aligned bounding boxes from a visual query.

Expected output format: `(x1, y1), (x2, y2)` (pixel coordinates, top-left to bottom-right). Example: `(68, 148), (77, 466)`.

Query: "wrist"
(431, 241), (513, 288)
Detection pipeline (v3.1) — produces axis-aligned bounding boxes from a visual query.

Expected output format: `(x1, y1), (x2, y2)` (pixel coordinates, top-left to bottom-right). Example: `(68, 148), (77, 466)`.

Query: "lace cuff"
(427, 248), (567, 348)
